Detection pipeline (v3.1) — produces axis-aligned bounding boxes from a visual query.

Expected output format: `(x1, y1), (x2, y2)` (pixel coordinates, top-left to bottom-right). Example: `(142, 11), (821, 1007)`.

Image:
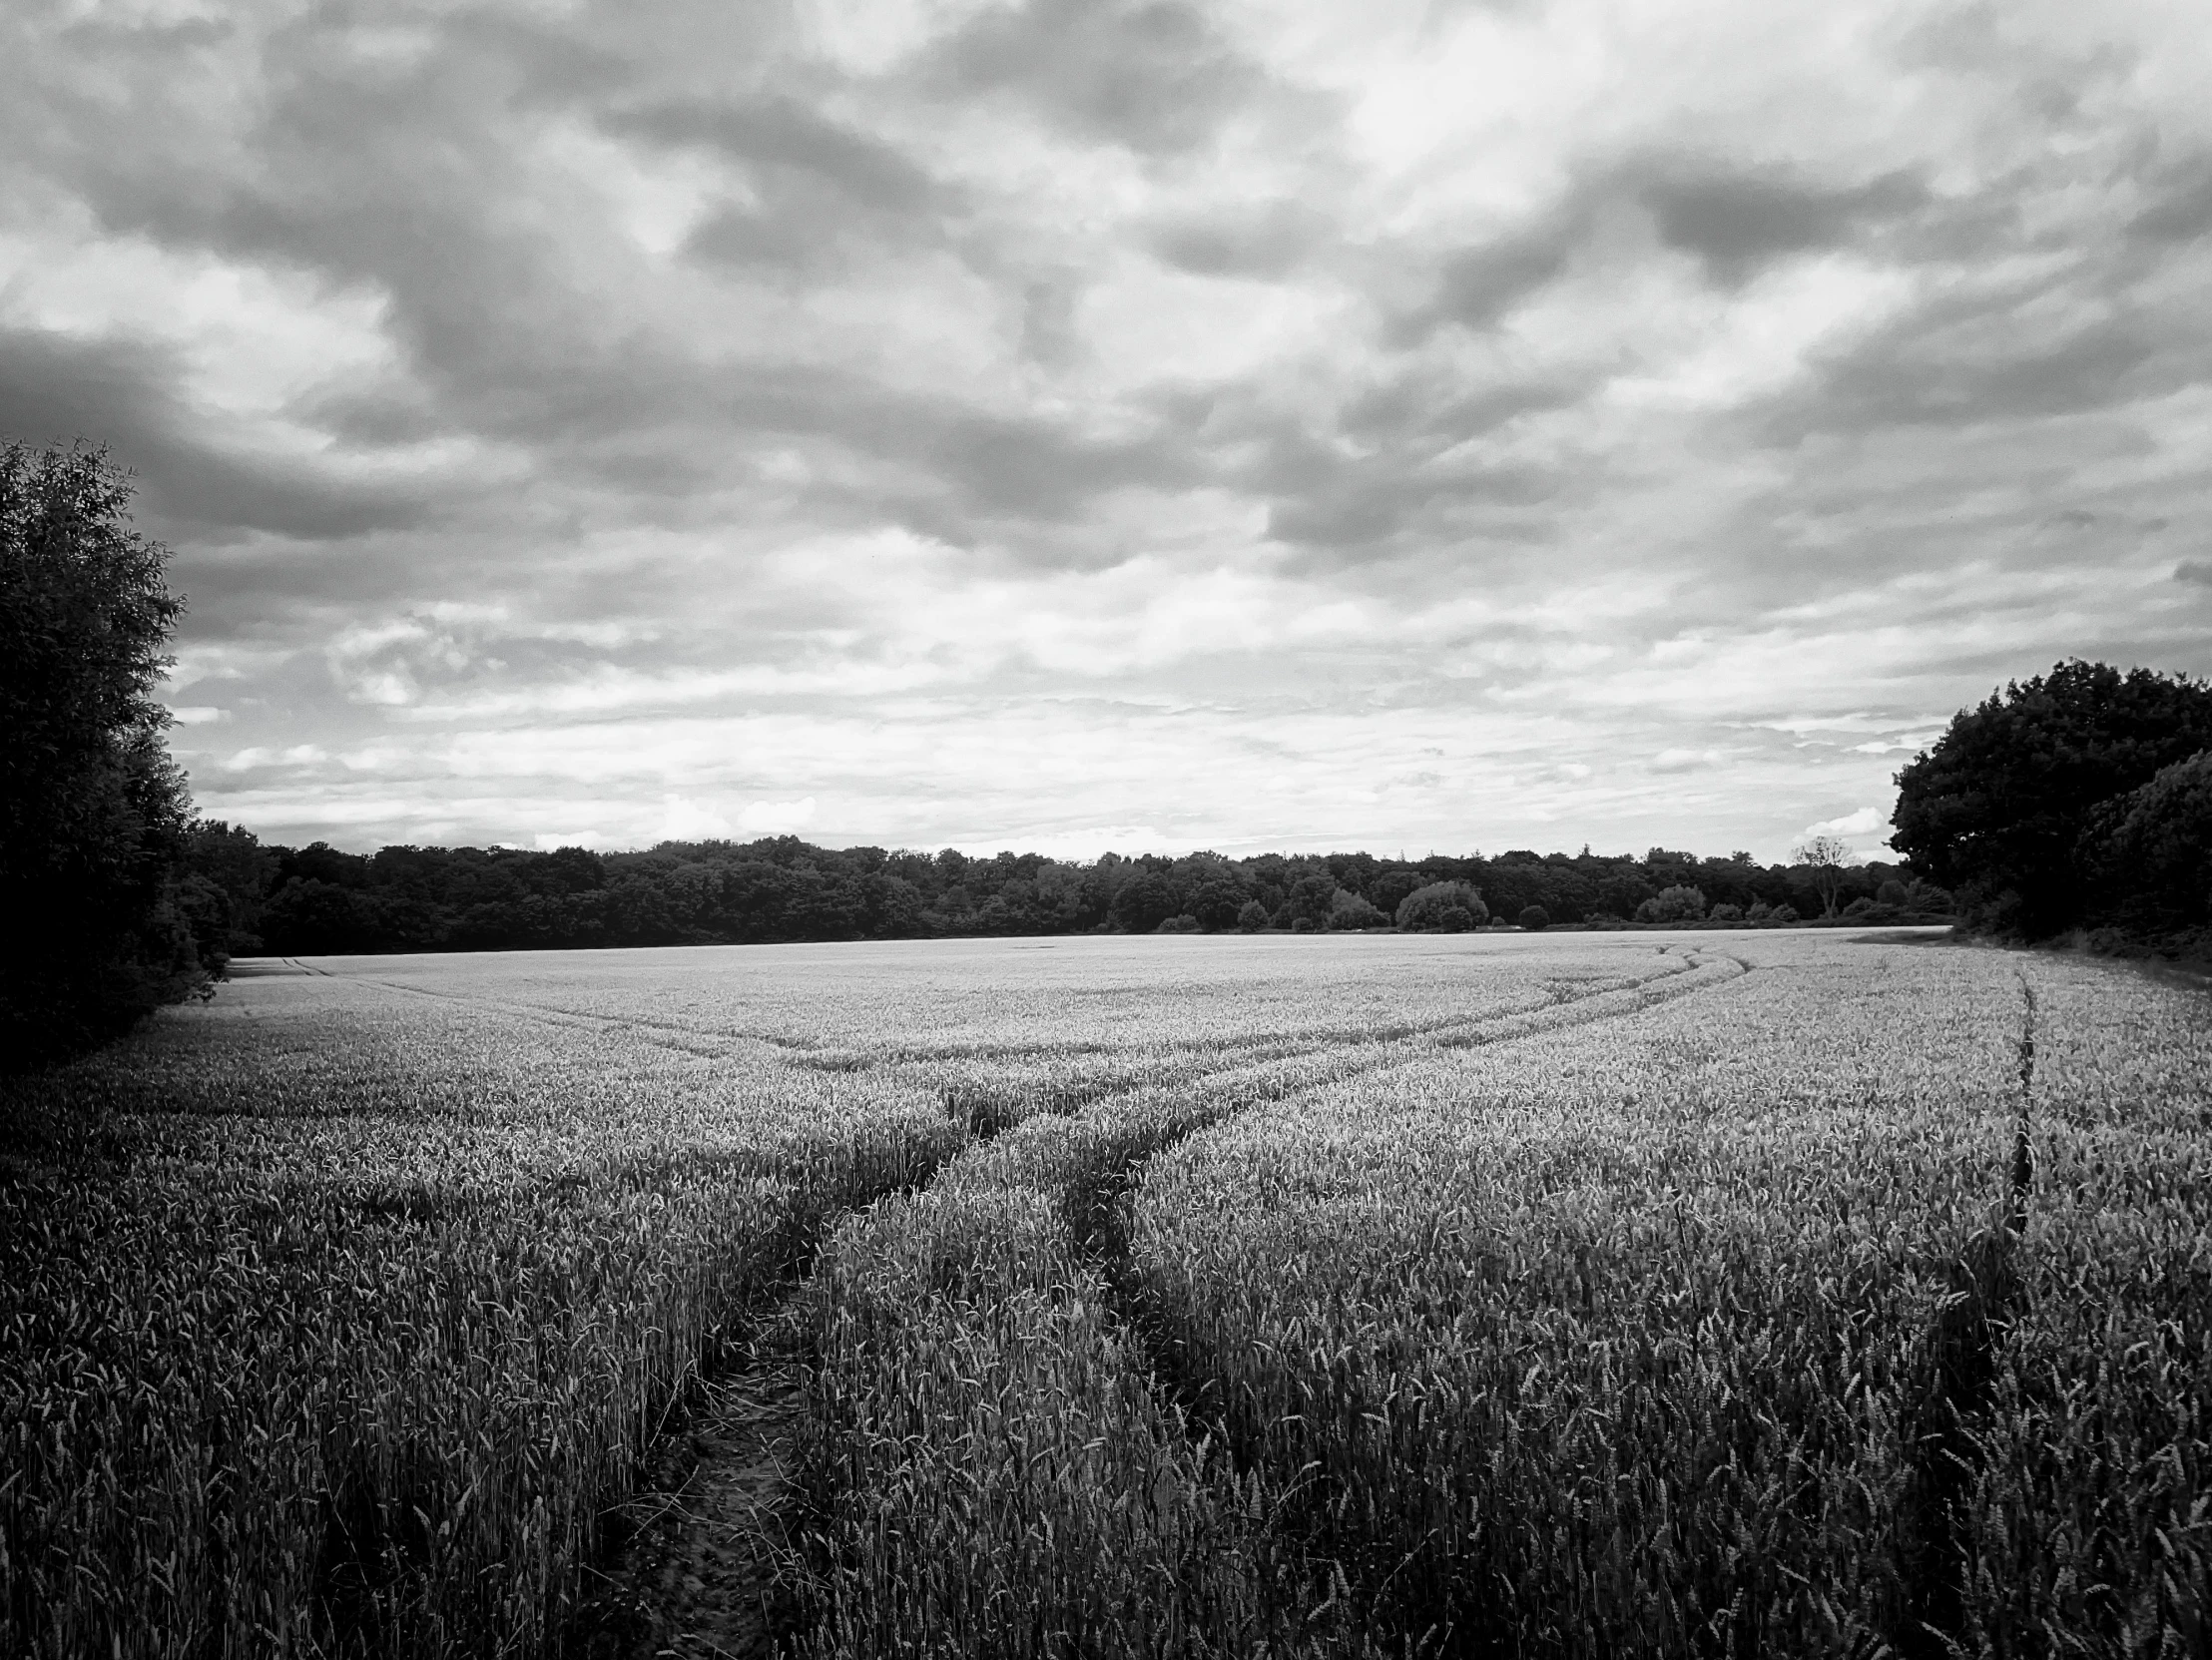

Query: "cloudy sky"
(7, 0), (2209, 862)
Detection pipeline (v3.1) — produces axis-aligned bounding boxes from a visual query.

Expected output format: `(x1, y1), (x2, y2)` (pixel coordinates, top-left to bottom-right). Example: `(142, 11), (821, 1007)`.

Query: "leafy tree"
(2, 441), (207, 1066)
(1395, 881), (1487, 932)
(1370, 868), (1424, 916)
(2080, 749), (2212, 937)
(1328, 889), (1387, 930)
(184, 820), (279, 954)
(1892, 661), (2212, 936)
(262, 878), (393, 956)
(1235, 898), (1270, 932)
(1636, 884), (1706, 923)
(1279, 872), (1338, 929)
(1109, 871), (1176, 933)
(1518, 904), (1549, 930)
(1190, 876), (1248, 931)
(1791, 834), (1853, 918)
(1596, 872), (1653, 919)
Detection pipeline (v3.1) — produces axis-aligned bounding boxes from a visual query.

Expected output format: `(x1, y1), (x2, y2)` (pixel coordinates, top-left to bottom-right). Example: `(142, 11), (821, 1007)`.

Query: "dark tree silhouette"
(1893, 662), (2212, 936)
(2, 442), (206, 1066)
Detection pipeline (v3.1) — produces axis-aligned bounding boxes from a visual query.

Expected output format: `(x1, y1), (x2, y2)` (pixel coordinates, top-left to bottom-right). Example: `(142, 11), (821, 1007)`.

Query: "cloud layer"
(7, 0), (2208, 861)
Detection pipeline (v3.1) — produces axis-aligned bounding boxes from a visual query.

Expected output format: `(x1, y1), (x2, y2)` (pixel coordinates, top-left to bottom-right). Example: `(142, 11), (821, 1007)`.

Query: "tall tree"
(1892, 661), (2212, 936)
(1, 442), (206, 1066)
(1791, 834), (1852, 918)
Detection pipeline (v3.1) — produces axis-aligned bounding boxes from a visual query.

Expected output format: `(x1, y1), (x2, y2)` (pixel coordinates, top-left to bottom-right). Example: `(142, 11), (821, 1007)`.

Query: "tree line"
(178, 827), (1936, 961)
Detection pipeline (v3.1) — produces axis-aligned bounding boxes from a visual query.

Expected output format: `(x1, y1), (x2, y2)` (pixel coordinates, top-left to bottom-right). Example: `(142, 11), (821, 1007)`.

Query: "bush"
(1396, 882), (1489, 932)
(1155, 913), (1201, 934)
(1290, 916), (1316, 933)
(2080, 748), (2212, 936)
(1634, 884), (1706, 924)
(1708, 902), (1744, 922)
(1905, 878), (1951, 913)
(1746, 900), (1772, 920)
(1768, 903), (1800, 924)
(1235, 899), (1270, 933)
(1518, 905), (1549, 931)
(1328, 890), (1387, 931)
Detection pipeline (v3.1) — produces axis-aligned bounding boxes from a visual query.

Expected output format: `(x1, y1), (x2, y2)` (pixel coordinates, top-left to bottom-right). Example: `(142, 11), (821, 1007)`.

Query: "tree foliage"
(1636, 884), (1706, 923)
(1, 442), (207, 1066)
(1893, 661), (2212, 938)
(1395, 881), (1488, 932)
(2080, 750), (2212, 941)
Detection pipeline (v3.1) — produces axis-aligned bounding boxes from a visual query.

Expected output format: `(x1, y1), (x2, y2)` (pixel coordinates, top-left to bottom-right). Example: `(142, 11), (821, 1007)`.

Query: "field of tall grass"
(3, 931), (2204, 1657)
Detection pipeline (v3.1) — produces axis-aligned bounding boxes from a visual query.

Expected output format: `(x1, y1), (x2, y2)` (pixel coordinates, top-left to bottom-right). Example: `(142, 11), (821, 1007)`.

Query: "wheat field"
(3, 930), (2205, 1658)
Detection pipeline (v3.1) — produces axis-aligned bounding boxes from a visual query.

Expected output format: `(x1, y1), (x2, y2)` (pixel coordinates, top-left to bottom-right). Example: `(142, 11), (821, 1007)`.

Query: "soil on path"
(569, 1336), (810, 1660)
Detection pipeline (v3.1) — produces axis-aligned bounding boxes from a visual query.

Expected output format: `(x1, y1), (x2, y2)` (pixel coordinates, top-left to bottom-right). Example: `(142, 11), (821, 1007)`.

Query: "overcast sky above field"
(7, 0), (2211, 862)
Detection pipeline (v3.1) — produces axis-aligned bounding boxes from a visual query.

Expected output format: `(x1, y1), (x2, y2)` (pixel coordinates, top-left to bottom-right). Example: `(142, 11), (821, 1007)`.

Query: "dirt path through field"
(572, 944), (1755, 1657)
(569, 1334), (810, 1660)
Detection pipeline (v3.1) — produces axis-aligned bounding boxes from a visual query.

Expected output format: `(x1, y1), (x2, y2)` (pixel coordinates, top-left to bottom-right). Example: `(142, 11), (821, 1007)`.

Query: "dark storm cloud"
(0, 327), (430, 541)
(1228, 395), (1562, 554)
(920, 0), (1268, 158)
(1394, 157), (1931, 344)
(608, 96), (945, 217)
(610, 93), (958, 272)
(1389, 215), (1584, 342)
(1146, 200), (1334, 277)
(1636, 166), (1929, 283)
(2127, 159), (2212, 246)
(1766, 304), (2164, 439)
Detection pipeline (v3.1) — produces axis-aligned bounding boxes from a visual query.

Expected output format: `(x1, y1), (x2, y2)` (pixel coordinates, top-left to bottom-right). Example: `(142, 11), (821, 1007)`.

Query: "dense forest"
(182, 828), (1938, 960)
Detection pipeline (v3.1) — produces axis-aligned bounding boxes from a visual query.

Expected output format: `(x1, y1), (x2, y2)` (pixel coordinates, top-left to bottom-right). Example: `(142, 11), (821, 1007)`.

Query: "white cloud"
(532, 830), (616, 850)
(1796, 805), (1895, 859)
(956, 824), (1180, 860)
(736, 797), (819, 835)
(656, 795), (734, 841)
(224, 745), (329, 772)
(1805, 806), (1889, 837)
